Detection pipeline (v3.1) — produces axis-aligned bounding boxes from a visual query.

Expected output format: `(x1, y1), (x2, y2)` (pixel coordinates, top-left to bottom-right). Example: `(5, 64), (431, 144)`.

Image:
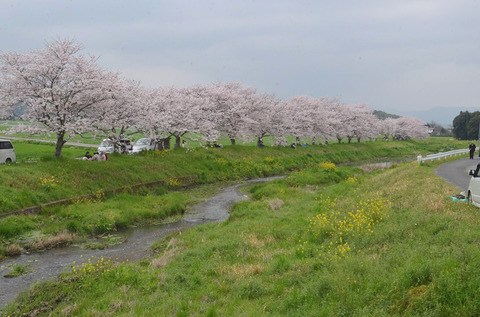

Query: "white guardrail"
(417, 149), (470, 163)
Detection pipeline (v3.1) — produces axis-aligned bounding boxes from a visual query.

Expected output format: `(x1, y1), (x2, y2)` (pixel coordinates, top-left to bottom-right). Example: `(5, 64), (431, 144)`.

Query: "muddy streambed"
(0, 176), (284, 310)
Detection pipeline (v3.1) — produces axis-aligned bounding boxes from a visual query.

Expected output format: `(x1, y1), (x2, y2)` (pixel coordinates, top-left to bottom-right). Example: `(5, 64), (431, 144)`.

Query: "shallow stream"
(0, 176), (284, 310)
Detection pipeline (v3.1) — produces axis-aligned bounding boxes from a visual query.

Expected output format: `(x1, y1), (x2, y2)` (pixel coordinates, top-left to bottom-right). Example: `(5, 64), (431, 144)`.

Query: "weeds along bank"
(4, 157), (479, 316)
(0, 138), (467, 258)
(0, 138), (465, 215)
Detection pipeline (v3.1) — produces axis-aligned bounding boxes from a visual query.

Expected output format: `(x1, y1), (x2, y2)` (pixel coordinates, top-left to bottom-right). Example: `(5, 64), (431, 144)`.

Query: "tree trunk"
(337, 137), (342, 144)
(174, 136), (181, 149)
(357, 137), (361, 142)
(158, 137), (170, 150)
(230, 138), (236, 146)
(347, 136), (352, 144)
(157, 139), (164, 150)
(55, 132), (65, 158)
(163, 137), (171, 149)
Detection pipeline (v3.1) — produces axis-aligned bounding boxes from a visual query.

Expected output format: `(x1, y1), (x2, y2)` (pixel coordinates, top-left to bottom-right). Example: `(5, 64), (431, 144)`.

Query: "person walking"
(469, 142), (476, 159)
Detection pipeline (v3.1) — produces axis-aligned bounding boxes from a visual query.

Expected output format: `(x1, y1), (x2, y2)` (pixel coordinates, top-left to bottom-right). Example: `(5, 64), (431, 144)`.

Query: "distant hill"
(376, 107), (479, 127)
(373, 110), (401, 120)
(394, 107), (478, 128)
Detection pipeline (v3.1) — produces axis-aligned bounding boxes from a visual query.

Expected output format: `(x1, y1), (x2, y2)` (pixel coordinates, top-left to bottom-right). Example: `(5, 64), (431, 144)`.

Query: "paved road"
(435, 157), (480, 192)
(0, 135), (97, 148)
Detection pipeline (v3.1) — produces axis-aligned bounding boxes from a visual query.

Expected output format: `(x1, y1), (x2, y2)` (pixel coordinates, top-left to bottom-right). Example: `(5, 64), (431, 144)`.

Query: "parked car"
(130, 138), (157, 154)
(98, 138), (131, 154)
(467, 164), (480, 207)
(0, 139), (16, 164)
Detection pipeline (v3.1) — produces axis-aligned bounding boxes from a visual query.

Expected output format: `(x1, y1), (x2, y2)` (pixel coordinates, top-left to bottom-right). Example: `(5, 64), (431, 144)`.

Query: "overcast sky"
(1, 0), (479, 113)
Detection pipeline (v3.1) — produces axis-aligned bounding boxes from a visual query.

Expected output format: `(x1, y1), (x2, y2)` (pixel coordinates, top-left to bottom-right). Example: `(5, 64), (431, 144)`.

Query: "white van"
(468, 164), (480, 207)
(0, 139), (16, 164)
(130, 138), (157, 154)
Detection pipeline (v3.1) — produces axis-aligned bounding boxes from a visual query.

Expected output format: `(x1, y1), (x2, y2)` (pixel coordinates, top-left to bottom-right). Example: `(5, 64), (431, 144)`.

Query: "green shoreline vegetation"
(0, 137), (465, 214)
(0, 138), (465, 256)
(1, 137), (477, 315)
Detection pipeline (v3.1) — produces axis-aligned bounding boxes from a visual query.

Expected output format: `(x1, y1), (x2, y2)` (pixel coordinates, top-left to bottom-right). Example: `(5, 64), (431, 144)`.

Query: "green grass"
(0, 138), (468, 257)
(4, 155), (480, 315)
(0, 120), (143, 145)
(12, 141), (95, 162)
(0, 137), (466, 214)
(0, 118), (466, 149)
(0, 191), (188, 252)
(3, 264), (31, 278)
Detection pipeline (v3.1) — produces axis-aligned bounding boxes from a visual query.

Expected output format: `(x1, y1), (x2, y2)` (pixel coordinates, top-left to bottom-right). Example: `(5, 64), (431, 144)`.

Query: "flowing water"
(0, 176), (284, 310)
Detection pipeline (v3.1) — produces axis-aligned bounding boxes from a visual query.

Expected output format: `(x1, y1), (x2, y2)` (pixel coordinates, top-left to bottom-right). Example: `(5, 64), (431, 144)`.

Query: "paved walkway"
(0, 135), (97, 148)
(435, 157), (480, 192)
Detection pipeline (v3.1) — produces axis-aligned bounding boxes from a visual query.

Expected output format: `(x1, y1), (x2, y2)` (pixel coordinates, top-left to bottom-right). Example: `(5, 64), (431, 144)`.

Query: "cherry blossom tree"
(140, 87), (200, 149)
(0, 102), (14, 119)
(350, 104), (380, 142)
(326, 103), (352, 143)
(92, 79), (143, 151)
(391, 116), (429, 140)
(284, 96), (318, 144)
(1, 38), (431, 154)
(284, 96), (338, 144)
(378, 118), (396, 140)
(243, 92), (284, 147)
(315, 98), (340, 144)
(0, 39), (118, 157)
(183, 85), (221, 145)
(343, 104), (361, 143)
(325, 103), (380, 143)
(134, 87), (174, 149)
(206, 82), (258, 146)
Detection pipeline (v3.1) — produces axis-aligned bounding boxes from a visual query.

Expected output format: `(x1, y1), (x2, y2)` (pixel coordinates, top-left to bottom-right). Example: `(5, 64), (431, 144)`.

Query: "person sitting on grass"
(90, 152), (100, 161)
(99, 152), (107, 161)
(83, 151), (92, 160)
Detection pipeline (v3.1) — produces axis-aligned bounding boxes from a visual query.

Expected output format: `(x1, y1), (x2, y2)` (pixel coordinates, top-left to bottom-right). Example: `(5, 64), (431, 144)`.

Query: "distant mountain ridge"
(377, 107), (479, 127)
(373, 110), (400, 120)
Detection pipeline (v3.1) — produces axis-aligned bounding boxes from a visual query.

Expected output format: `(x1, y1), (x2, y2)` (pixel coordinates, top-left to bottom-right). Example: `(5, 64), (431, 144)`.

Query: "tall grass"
(0, 138), (466, 214)
(0, 138), (468, 258)
(4, 157), (480, 316)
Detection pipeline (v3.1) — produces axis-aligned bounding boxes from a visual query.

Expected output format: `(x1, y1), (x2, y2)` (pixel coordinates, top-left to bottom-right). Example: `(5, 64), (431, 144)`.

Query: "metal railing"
(417, 149), (469, 163)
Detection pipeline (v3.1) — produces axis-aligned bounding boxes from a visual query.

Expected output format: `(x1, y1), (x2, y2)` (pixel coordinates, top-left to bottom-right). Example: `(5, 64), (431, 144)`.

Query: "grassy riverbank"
(0, 137), (465, 214)
(0, 138), (467, 258)
(0, 138), (466, 253)
(4, 153), (478, 316)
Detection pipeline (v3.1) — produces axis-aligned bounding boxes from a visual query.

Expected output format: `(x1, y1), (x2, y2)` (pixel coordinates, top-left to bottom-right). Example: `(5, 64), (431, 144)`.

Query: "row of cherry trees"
(0, 39), (428, 157)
